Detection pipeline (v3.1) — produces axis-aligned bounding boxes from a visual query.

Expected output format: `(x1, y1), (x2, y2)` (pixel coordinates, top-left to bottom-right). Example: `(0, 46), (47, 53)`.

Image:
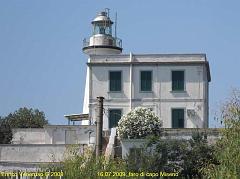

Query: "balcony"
(83, 37), (122, 49)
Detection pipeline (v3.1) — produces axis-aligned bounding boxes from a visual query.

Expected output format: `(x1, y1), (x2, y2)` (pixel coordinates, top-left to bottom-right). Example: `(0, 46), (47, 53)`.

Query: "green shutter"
(110, 72), (121, 91)
(172, 109), (184, 128)
(172, 71), (184, 91)
(141, 71), (152, 91)
(109, 109), (122, 128)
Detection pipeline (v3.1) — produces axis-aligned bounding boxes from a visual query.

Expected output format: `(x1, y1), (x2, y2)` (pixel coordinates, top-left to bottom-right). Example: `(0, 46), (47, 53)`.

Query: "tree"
(182, 132), (218, 178)
(5, 107), (48, 128)
(117, 107), (162, 139)
(203, 89), (240, 178)
(0, 118), (12, 144)
(125, 132), (217, 178)
(0, 107), (48, 144)
(144, 137), (188, 174)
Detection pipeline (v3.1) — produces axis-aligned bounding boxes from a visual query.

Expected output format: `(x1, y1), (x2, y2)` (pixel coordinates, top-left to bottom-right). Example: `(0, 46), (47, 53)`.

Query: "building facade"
(0, 10), (213, 173)
(0, 125), (95, 171)
(82, 10), (211, 130)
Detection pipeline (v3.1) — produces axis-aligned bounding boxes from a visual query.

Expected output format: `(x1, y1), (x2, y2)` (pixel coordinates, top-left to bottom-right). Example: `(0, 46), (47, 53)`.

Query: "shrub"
(117, 107), (162, 139)
(42, 145), (127, 179)
(203, 89), (240, 178)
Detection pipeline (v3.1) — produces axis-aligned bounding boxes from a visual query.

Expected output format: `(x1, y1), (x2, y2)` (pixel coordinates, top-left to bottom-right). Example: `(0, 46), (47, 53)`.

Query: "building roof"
(87, 53), (211, 82)
(64, 114), (89, 121)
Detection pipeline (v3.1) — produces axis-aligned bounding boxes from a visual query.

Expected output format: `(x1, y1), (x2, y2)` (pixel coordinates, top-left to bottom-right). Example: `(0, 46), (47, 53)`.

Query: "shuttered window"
(172, 71), (184, 91)
(109, 109), (122, 128)
(172, 109), (184, 128)
(141, 71), (152, 91)
(109, 71), (121, 91)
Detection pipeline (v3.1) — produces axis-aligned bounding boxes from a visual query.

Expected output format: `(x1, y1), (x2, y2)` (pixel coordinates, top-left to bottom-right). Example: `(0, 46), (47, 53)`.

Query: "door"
(172, 109), (184, 128)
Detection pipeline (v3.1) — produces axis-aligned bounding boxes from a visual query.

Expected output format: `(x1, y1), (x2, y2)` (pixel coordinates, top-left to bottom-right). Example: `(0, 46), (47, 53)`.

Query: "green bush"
(43, 145), (127, 179)
(117, 107), (162, 139)
(203, 90), (240, 178)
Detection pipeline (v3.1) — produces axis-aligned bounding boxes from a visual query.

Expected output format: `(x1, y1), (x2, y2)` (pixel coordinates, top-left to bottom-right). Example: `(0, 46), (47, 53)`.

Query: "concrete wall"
(121, 128), (220, 158)
(0, 144), (67, 163)
(0, 144), (89, 171)
(44, 125), (96, 144)
(12, 125), (96, 145)
(2, 125), (96, 171)
(12, 128), (45, 144)
(88, 54), (209, 130)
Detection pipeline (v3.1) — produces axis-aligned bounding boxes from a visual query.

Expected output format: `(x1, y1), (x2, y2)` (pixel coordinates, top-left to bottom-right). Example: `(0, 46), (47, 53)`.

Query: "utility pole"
(96, 96), (104, 157)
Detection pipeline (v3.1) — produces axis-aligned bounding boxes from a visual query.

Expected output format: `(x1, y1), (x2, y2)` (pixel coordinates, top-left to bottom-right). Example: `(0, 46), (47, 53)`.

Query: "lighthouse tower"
(82, 9), (122, 55)
(82, 9), (122, 124)
(81, 9), (210, 129)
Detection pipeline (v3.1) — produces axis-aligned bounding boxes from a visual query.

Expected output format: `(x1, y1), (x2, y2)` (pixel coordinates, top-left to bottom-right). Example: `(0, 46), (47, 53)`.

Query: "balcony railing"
(83, 38), (89, 47)
(83, 37), (122, 49)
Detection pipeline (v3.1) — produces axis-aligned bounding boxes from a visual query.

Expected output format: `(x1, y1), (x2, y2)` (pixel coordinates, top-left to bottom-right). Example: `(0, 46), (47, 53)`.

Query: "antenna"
(105, 8), (110, 17)
(115, 12), (117, 39)
(104, 8), (110, 30)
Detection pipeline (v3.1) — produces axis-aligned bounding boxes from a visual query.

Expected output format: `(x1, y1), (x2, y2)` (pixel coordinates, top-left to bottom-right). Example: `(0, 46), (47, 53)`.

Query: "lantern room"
(82, 9), (122, 55)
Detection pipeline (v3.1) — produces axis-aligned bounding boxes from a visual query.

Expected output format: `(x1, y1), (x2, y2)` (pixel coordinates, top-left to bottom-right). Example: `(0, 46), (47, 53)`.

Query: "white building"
(82, 10), (211, 130)
(0, 10), (213, 173)
(0, 125), (95, 171)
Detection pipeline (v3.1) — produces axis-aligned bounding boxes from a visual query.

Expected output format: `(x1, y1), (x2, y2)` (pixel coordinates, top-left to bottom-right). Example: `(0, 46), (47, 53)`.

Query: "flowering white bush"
(117, 107), (162, 139)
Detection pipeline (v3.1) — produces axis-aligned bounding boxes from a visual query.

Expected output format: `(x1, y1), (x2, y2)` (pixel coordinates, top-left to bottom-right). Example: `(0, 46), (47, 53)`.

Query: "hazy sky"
(0, 0), (239, 127)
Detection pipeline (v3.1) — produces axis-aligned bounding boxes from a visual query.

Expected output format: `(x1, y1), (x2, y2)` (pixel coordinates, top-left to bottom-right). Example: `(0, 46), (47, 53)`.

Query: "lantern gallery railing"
(83, 37), (122, 49)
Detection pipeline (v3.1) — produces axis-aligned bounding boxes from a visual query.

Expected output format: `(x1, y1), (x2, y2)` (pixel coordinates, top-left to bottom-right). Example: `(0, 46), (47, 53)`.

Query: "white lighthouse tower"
(82, 9), (122, 55)
(82, 9), (122, 124)
(82, 9), (210, 129)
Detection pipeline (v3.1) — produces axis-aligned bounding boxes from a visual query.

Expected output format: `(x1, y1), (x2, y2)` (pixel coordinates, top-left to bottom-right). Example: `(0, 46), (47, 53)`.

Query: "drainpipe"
(129, 52), (133, 110)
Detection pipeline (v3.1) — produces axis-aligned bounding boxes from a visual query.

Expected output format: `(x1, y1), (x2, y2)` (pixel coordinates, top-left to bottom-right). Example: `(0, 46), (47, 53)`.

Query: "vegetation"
(203, 90), (240, 178)
(44, 145), (127, 179)
(48, 132), (216, 179)
(124, 132), (217, 178)
(118, 90), (240, 178)
(117, 107), (162, 139)
(3, 107), (48, 128)
(0, 107), (48, 144)
(125, 136), (187, 174)
(0, 117), (12, 144)
(52, 104), (217, 178)
(182, 132), (218, 178)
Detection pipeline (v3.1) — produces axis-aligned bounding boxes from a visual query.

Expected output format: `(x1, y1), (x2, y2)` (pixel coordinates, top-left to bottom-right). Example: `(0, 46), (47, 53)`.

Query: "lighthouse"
(82, 9), (211, 129)
(82, 9), (122, 55)
(82, 9), (123, 124)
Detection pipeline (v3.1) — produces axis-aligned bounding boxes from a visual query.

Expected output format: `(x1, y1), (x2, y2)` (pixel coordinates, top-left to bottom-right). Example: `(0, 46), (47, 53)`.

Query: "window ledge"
(139, 91), (153, 93)
(108, 91), (122, 93)
(170, 90), (187, 93)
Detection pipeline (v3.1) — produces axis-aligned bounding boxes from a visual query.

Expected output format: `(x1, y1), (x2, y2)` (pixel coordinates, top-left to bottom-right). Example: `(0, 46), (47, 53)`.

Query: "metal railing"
(83, 38), (89, 47)
(83, 37), (122, 49)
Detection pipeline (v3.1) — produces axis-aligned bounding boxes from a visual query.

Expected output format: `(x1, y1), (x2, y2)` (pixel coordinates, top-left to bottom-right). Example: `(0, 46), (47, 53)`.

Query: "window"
(172, 109), (184, 128)
(109, 109), (122, 128)
(109, 71), (121, 91)
(172, 71), (184, 91)
(141, 71), (152, 91)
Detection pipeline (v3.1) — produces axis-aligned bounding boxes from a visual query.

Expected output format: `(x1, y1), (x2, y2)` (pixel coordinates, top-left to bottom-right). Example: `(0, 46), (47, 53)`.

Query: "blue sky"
(0, 0), (239, 127)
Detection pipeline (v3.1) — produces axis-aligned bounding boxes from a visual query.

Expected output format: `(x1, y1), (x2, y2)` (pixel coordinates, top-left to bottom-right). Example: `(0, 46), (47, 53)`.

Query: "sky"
(0, 0), (239, 127)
